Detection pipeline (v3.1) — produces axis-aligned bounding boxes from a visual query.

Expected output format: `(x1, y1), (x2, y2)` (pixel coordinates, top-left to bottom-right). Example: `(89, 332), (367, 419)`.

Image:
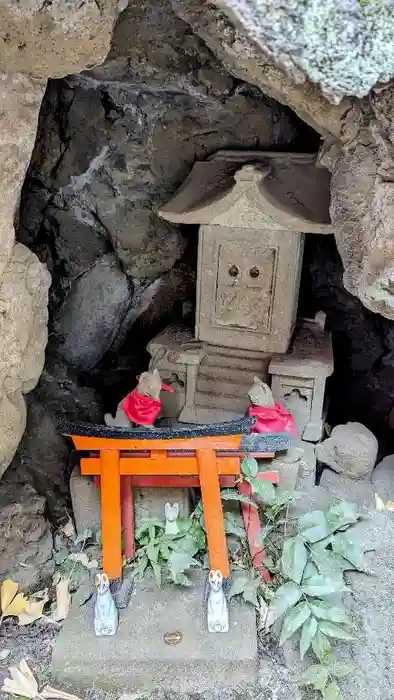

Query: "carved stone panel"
(196, 225), (304, 353)
(213, 241), (276, 331)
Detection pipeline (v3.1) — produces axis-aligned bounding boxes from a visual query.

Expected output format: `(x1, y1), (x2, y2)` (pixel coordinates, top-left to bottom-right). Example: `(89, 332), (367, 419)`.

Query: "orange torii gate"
(61, 419), (279, 581)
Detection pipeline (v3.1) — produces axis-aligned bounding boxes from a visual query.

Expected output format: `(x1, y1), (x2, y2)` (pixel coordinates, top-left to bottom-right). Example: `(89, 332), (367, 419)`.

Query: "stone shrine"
(149, 151), (333, 438)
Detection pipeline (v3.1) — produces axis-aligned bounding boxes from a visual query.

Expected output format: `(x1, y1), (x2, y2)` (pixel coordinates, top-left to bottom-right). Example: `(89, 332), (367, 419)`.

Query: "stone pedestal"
(269, 317), (334, 442)
(147, 325), (204, 421)
(52, 571), (258, 694)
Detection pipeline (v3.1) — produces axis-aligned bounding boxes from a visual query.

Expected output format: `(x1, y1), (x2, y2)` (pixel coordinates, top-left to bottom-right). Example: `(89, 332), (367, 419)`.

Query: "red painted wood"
(238, 479), (272, 582)
(121, 476), (134, 559)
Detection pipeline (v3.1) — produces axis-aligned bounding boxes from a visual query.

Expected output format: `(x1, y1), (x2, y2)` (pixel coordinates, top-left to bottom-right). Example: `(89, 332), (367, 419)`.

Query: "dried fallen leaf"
(52, 579), (70, 622)
(0, 649), (10, 661)
(60, 518), (76, 539)
(41, 685), (83, 700)
(257, 598), (269, 631)
(2, 659), (38, 698)
(18, 593), (49, 627)
(2, 592), (28, 620)
(0, 580), (19, 614)
(375, 493), (385, 511)
(87, 559), (98, 570)
(375, 493), (394, 512)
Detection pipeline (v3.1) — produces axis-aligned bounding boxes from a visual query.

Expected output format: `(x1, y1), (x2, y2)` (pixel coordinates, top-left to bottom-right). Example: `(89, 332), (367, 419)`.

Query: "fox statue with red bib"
(104, 369), (174, 429)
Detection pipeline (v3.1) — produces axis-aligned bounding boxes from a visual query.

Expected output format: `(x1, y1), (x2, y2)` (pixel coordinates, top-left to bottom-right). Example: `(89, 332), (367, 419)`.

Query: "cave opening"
(8, 0), (393, 526)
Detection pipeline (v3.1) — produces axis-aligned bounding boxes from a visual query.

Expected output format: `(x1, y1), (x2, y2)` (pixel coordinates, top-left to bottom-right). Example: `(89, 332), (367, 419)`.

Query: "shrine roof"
(158, 151), (332, 233)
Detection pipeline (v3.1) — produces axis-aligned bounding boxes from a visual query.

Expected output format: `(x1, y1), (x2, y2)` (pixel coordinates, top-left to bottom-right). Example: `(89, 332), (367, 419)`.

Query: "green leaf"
(171, 571), (192, 586)
(224, 512), (246, 538)
(168, 551), (198, 578)
(324, 500), (359, 532)
(241, 456), (259, 478)
(133, 553), (149, 581)
(302, 562), (319, 580)
(302, 574), (347, 597)
(331, 532), (365, 570)
(146, 543), (160, 563)
(301, 524), (332, 544)
(220, 489), (256, 506)
(272, 487), (303, 506)
(312, 631), (334, 665)
(300, 615), (318, 659)
(298, 664), (329, 690)
(309, 602), (351, 625)
(266, 582), (302, 628)
(298, 510), (331, 543)
(281, 536), (307, 584)
(310, 547), (353, 577)
(250, 477), (276, 504)
(242, 578), (261, 607)
(135, 517), (164, 540)
(279, 602), (310, 645)
(323, 681), (343, 700)
(170, 533), (201, 557)
(54, 548), (68, 565)
(311, 535), (334, 551)
(327, 661), (353, 678)
(151, 561), (162, 587)
(228, 575), (248, 599)
(160, 542), (171, 560)
(318, 621), (354, 640)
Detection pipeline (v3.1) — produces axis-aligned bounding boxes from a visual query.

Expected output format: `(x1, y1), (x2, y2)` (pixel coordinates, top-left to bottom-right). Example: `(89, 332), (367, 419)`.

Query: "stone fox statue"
(94, 573), (118, 636)
(104, 369), (173, 429)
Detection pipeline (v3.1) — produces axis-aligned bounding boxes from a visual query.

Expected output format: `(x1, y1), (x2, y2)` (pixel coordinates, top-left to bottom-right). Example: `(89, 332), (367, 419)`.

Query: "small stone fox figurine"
(165, 502), (180, 535)
(94, 573), (119, 637)
(207, 570), (229, 633)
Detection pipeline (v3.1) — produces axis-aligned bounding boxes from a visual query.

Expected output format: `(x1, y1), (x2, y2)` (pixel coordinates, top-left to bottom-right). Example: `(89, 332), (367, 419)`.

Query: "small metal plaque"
(163, 630), (183, 646)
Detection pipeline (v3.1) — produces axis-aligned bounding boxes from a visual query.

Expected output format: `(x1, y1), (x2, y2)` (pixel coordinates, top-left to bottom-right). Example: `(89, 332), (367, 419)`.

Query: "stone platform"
(52, 572), (258, 694)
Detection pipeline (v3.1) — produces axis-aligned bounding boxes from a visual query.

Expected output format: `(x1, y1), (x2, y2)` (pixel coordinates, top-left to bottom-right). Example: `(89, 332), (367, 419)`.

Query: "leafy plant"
(264, 499), (365, 699)
(219, 457), (363, 699)
(133, 515), (206, 586)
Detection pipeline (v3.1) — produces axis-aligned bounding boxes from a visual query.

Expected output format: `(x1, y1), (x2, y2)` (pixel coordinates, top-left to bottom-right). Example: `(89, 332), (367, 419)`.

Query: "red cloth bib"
(122, 390), (162, 426)
(248, 402), (296, 436)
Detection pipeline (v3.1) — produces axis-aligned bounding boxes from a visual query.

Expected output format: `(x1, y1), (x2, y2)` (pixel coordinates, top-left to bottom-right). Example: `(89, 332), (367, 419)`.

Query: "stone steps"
(196, 375), (251, 398)
(194, 390), (248, 414)
(202, 351), (269, 373)
(198, 363), (261, 384)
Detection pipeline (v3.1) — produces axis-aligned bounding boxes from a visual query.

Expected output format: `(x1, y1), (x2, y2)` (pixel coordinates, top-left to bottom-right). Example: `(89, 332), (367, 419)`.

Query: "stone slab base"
(52, 572), (258, 694)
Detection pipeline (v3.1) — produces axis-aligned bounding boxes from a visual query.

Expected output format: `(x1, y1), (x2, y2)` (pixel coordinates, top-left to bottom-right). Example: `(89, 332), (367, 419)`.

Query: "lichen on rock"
(213, 0), (394, 104)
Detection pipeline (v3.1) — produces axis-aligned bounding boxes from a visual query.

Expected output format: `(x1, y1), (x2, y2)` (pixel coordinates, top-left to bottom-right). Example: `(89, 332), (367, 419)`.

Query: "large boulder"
(0, 244), (51, 477)
(0, 0), (125, 78)
(208, 0), (394, 104)
(54, 254), (132, 372)
(315, 421), (378, 479)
